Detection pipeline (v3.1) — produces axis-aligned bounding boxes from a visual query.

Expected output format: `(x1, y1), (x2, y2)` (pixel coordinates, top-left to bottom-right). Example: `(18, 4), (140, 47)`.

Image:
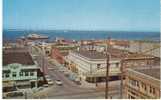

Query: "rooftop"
(106, 48), (131, 59)
(125, 53), (156, 60)
(3, 47), (29, 53)
(74, 50), (106, 60)
(73, 46), (156, 61)
(134, 67), (160, 80)
(3, 48), (34, 66)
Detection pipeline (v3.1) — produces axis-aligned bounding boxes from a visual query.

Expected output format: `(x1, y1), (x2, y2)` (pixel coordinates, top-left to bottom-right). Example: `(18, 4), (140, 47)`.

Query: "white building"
(3, 48), (41, 94)
(65, 50), (121, 82)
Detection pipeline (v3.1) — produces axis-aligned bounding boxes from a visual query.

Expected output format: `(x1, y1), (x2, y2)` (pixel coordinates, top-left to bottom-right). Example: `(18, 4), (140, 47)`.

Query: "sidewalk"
(95, 80), (121, 90)
(49, 58), (96, 88)
(49, 58), (121, 89)
(79, 79), (96, 89)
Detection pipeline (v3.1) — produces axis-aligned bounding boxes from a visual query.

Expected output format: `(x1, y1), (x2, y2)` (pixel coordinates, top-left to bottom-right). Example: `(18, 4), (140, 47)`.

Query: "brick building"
(51, 48), (68, 64)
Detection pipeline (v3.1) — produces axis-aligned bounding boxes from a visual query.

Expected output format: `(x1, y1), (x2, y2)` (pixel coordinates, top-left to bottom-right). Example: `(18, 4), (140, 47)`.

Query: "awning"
(85, 68), (121, 77)
(3, 82), (14, 87)
(16, 81), (31, 86)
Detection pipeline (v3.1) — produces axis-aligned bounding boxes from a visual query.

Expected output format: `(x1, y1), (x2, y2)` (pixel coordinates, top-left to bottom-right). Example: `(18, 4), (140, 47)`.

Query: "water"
(3, 30), (160, 42)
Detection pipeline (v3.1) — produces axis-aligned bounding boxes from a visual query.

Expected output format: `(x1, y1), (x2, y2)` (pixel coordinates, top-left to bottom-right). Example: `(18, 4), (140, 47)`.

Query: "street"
(32, 46), (121, 99)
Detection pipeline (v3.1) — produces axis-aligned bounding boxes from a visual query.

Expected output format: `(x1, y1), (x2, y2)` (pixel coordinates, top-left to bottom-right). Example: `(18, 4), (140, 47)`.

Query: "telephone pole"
(105, 37), (110, 99)
(120, 59), (124, 99)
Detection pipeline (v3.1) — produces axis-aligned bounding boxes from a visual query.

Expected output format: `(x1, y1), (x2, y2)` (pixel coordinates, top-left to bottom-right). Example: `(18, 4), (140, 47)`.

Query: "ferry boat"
(27, 33), (48, 40)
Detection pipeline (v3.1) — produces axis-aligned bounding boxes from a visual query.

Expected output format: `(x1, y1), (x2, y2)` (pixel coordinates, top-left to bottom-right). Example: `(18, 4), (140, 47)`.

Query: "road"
(32, 45), (120, 99)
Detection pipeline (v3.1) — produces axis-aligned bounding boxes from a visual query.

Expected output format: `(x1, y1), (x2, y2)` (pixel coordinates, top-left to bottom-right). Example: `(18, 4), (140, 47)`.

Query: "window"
(150, 86), (155, 95)
(19, 72), (23, 76)
(130, 79), (139, 88)
(30, 72), (34, 76)
(116, 63), (119, 68)
(25, 71), (29, 76)
(141, 82), (147, 91)
(5, 74), (9, 78)
(97, 64), (101, 69)
(12, 72), (16, 77)
(136, 81), (139, 88)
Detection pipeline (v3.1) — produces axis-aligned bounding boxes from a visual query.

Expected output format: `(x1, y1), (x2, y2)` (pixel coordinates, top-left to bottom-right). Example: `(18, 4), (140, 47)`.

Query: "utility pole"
(120, 48), (128, 99)
(120, 59), (124, 99)
(95, 77), (98, 87)
(120, 46), (128, 99)
(42, 42), (46, 75)
(105, 37), (110, 99)
(24, 91), (27, 99)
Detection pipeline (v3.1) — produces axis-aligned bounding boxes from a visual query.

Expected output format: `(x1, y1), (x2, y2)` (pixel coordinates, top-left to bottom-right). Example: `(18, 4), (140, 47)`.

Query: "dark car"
(6, 91), (24, 97)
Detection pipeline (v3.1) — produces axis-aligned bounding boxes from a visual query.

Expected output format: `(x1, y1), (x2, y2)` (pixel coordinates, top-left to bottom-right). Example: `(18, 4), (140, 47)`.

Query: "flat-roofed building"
(3, 48), (39, 92)
(124, 67), (160, 99)
(65, 50), (121, 82)
(122, 53), (160, 72)
(129, 41), (160, 57)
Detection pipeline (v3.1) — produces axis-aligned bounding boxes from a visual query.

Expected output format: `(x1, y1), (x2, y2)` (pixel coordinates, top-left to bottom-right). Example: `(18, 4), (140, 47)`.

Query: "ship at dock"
(26, 33), (49, 40)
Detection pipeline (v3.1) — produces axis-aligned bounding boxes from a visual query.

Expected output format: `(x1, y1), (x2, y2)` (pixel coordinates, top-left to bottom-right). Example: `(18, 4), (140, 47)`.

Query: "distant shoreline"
(3, 30), (160, 42)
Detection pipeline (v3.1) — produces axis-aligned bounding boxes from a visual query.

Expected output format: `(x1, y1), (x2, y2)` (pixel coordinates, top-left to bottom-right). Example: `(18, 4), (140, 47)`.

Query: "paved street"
(32, 46), (121, 99)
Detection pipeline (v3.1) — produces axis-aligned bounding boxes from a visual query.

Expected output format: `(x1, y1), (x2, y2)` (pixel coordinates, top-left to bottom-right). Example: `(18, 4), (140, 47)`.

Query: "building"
(129, 40), (160, 57)
(55, 37), (78, 47)
(51, 48), (68, 64)
(65, 50), (121, 82)
(125, 67), (160, 99)
(112, 40), (130, 50)
(36, 42), (52, 56)
(3, 48), (39, 93)
(122, 53), (160, 72)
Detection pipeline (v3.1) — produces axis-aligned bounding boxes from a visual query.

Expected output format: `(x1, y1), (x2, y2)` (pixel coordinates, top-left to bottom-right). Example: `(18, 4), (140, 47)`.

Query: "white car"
(45, 75), (50, 79)
(55, 80), (63, 86)
(47, 79), (54, 85)
(43, 84), (49, 87)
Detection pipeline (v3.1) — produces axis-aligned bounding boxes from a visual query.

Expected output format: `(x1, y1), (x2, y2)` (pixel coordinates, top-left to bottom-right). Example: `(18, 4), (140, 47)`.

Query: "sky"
(3, 0), (160, 31)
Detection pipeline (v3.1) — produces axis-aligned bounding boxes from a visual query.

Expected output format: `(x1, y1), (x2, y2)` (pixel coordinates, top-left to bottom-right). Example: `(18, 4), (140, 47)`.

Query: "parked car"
(6, 91), (24, 97)
(37, 87), (44, 91)
(45, 75), (50, 79)
(3, 93), (7, 98)
(43, 84), (49, 87)
(47, 79), (54, 85)
(59, 69), (65, 73)
(74, 81), (81, 85)
(55, 80), (63, 86)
